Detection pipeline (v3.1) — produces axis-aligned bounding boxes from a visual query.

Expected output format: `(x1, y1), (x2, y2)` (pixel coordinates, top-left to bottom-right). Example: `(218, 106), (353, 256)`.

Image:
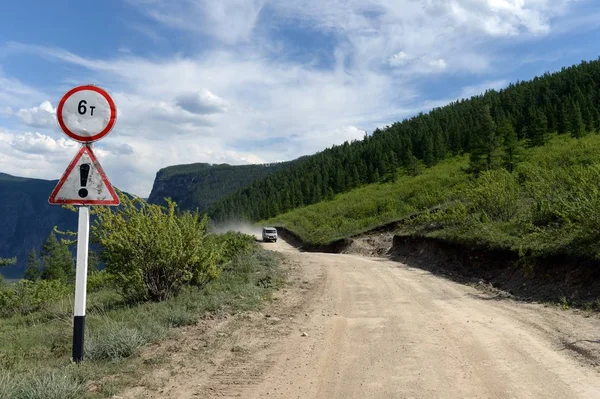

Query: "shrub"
(92, 196), (220, 302)
(86, 322), (147, 361)
(215, 232), (255, 263)
(86, 270), (114, 293)
(16, 371), (82, 399)
(467, 169), (520, 222)
(0, 371), (82, 399)
(0, 280), (70, 317)
(160, 307), (198, 327)
(0, 372), (16, 399)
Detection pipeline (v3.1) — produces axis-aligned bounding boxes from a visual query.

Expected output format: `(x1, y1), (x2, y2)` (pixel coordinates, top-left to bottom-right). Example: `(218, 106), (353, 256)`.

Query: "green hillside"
(148, 161), (293, 212)
(209, 58), (600, 222)
(0, 173), (77, 278)
(267, 133), (600, 262)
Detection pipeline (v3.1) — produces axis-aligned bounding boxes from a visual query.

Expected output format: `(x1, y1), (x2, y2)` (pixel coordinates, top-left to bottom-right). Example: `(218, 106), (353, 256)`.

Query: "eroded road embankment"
(125, 238), (600, 399)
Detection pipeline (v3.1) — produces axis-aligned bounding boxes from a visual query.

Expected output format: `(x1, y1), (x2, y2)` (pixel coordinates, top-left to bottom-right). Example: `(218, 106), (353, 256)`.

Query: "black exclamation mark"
(79, 164), (90, 198)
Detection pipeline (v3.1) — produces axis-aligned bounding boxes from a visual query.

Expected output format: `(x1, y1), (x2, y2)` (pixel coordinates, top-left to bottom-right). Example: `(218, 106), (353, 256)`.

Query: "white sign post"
(50, 85), (119, 363)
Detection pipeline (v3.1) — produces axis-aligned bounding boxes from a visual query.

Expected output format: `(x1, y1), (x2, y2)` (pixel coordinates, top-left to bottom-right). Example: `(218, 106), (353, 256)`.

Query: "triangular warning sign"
(49, 145), (120, 206)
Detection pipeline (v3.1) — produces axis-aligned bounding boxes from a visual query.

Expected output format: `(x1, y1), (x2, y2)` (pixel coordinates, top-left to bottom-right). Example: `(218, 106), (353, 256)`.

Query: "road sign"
(52, 85), (119, 363)
(49, 145), (120, 206)
(57, 85), (117, 143)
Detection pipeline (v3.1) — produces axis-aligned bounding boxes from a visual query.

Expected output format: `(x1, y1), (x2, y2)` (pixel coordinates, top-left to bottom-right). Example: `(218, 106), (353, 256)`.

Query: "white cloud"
(0, 0), (583, 196)
(10, 131), (76, 154)
(389, 51), (412, 66)
(128, 0), (267, 44)
(16, 101), (56, 128)
(388, 52), (448, 72)
(0, 130), (79, 182)
(175, 89), (230, 115)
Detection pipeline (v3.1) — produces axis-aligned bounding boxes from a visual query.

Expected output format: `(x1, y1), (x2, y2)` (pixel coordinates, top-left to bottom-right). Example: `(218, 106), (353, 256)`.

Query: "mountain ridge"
(147, 161), (294, 212)
(0, 172), (77, 278)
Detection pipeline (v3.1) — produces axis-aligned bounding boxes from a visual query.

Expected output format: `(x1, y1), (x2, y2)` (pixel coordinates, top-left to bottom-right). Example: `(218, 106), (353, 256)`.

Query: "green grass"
(266, 155), (469, 245)
(0, 246), (283, 398)
(266, 133), (600, 261)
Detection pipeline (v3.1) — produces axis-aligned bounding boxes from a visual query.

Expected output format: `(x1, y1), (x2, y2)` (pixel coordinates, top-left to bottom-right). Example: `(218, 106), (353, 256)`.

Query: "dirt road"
(124, 238), (600, 398)
(245, 238), (600, 398)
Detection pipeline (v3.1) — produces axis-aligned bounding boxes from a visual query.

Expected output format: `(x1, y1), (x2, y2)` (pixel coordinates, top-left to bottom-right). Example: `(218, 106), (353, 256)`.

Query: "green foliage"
(86, 271), (114, 293)
(214, 232), (255, 263)
(92, 195), (220, 302)
(0, 280), (70, 317)
(40, 232), (74, 283)
(470, 105), (502, 175)
(527, 109), (548, 147)
(268, 134), (600, 263)
(0, 371), (82, 399)
(499, 118), (522, 172)
(267, 156), (468, 245)
(0, 257), (17, 267)
(0, 245), (281, 396)
(86, 322), (149, 362)
(24, 249), (41, 281)
(159, 307), (198, 327)
(466, 169), (520, 222)
(87, 250), (99, 273)
(570, 101), (586, 138)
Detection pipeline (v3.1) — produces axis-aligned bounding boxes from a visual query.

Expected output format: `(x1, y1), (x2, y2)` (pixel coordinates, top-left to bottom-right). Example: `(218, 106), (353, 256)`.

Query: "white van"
(262, 227), (278, 242)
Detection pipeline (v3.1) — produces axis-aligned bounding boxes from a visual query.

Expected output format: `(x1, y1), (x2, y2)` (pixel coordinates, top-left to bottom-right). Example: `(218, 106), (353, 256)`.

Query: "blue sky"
(1, 0), (600, 196)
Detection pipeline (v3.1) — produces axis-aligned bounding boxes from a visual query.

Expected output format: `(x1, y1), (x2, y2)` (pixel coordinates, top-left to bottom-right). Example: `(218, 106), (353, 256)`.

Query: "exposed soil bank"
(275, 225), (600, 305)
(390, 235), (600, 305)
(274, 227), (352, 253)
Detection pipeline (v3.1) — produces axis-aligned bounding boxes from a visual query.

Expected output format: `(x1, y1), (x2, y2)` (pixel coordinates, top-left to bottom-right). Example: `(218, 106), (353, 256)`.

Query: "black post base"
(73, 315), (85, 363)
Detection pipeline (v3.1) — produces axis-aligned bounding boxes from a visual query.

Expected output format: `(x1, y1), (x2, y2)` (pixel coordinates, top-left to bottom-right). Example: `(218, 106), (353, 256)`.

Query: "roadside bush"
(215, 232), (255, 263)
(86, 270), (114, 293)
(467, 169), (520, 222)
(0, 371), (82, 399)
(86, 322), (147, 361)
(0, 280), (70, 317)
(92, 195), (220, 302)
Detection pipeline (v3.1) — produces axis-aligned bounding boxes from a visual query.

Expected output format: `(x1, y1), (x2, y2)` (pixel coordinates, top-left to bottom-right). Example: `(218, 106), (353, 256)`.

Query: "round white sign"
(57, 85), (117, 143)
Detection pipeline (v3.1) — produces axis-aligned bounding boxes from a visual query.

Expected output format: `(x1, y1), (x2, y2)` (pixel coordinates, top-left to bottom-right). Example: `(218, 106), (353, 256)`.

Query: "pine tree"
(24, 249), (42, 281)
(41, 232), (74, 282)
(570, 101), (586, 138)
(583, 105), (594, 133)
(433, 126), (447, 162)
(557, 102), (570, 135)
(498, 119), (521, 172)
(469, 105), (501, 175)
(594, 107), (600, 133)
(405, 153), (420, 176)
(527, 110), (548, 147)
(423, 136), (435, 167)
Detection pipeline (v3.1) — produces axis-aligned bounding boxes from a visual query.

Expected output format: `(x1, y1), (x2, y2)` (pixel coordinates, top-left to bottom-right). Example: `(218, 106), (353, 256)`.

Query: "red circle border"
(57, 85), (117, 143)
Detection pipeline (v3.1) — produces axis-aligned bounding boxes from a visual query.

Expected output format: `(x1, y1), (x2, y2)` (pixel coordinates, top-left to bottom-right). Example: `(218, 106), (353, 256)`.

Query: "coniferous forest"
(208, 59), (600, 222)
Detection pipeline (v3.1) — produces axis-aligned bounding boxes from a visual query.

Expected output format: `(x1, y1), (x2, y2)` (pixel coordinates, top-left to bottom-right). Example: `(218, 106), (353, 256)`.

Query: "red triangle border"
(48, 145), (120, 206)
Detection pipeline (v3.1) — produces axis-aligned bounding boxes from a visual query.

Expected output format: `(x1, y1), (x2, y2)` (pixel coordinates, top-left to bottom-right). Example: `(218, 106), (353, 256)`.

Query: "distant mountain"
(147, 161), (293, 212)
(0, 173), (77, 278)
